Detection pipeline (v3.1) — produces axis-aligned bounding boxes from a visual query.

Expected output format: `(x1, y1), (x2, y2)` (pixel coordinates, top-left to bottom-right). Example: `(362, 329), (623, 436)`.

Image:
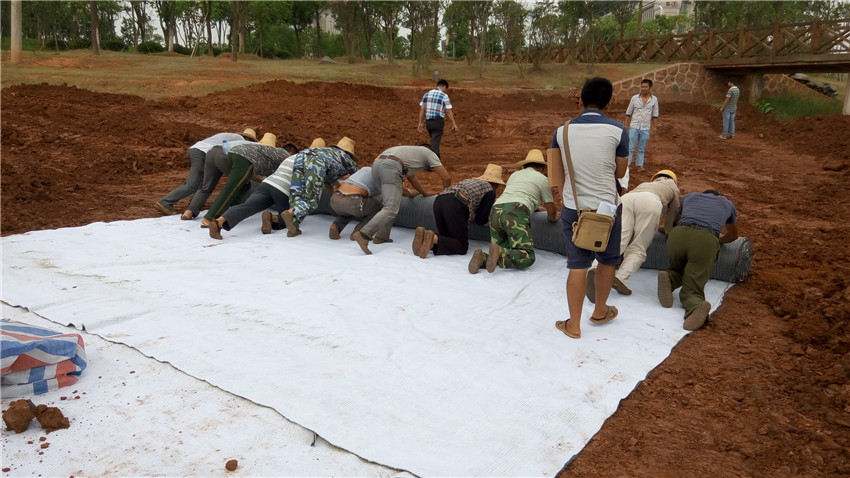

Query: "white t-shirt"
(191, 133), (245, 153)
(552, 111), (629, 210)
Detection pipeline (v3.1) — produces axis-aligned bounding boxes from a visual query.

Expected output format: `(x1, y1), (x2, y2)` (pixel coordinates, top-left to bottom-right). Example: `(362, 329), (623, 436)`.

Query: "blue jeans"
(722, 109), (736, 137)
(627, 128), (650, 168)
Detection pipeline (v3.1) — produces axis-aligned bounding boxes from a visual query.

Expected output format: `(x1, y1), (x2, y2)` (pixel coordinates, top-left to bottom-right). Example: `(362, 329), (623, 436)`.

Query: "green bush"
(101, 38), (125, 51)
(137, 40), (165, 54)
(756, 94), (842, 119)
(172, 43), (192, 55)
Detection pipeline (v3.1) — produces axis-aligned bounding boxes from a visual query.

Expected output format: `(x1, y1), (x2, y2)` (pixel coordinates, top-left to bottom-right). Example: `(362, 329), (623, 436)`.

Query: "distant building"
(640, 0), (694, 23)
(319, 10), (339, 35)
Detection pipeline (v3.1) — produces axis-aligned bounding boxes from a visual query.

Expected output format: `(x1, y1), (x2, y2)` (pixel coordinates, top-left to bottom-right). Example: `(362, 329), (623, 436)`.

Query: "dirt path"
(2, 82), (849, 476)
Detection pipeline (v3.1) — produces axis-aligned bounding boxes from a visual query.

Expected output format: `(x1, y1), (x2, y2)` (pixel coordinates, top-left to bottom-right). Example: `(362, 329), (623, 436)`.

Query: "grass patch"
(756, 93), (843, 119)
(0, 49), (662, 99)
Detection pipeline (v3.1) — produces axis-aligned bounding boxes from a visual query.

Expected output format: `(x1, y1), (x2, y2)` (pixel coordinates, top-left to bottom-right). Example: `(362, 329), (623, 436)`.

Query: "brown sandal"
(555, 320), (581, 339)
(590, 305), (618, 325)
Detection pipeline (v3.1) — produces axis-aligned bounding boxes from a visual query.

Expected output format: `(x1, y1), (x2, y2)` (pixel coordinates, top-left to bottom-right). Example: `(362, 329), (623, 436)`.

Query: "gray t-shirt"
(679, 192), (737, 236)
(725, 86), (740, 111)
(381, 145), (442, 176)
(343, 167), (380, 197)
(191, 133), (244, 153)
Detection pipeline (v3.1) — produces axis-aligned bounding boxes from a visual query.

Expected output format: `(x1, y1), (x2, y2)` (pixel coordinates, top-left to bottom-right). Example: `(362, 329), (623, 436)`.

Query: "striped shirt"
(441, 178), (494, 222)
(419, 89), (453, 120)
(725, 85), (740, 111)
(229, 143), (291, 176)
(263, 156), (296, 196)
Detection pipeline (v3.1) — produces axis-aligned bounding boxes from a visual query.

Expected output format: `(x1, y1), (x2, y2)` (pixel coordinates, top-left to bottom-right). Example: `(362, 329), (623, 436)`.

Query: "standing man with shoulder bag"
(549, 77), (629, 340)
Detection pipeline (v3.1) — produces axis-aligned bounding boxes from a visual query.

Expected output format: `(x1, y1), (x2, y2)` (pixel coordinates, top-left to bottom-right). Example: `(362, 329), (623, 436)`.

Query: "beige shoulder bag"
(560, 121), (615, 252)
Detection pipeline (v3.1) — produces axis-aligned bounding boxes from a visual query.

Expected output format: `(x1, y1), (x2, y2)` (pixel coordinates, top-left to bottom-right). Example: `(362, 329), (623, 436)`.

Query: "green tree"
(373, 1), (402, 63)
(528, 0), (559, 70)
(493, 0), (526, 62)
(404, 1), (440, 76)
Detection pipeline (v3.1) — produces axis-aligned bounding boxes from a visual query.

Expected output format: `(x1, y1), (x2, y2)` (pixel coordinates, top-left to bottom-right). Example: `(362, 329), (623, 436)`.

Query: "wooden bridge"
(552, 18), (850, 72)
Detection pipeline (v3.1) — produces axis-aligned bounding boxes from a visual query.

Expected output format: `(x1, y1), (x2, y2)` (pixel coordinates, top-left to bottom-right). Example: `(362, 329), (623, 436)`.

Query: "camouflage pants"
(289, 153), (328, 224)
(488, 202), (535, 269)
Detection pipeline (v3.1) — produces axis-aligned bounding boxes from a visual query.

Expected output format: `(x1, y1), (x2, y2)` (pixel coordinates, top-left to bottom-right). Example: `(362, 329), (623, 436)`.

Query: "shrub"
(172, 43), (192, 55)
(101, 38), (125, 52)
(137, 40), (165, 54)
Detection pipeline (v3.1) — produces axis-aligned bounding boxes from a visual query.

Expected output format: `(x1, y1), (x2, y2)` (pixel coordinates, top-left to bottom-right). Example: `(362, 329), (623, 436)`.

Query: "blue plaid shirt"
(419, 89), (452, 120)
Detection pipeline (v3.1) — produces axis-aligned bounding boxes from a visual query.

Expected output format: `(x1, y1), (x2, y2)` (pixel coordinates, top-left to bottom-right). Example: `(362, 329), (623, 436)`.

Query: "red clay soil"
(2, 81), (849, 476)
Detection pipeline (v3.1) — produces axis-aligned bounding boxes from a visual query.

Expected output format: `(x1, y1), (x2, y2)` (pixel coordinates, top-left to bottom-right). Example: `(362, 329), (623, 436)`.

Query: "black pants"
(433, 194), (470, 256)
(426, 117), (445, 157)
(221, 183), (290, 231)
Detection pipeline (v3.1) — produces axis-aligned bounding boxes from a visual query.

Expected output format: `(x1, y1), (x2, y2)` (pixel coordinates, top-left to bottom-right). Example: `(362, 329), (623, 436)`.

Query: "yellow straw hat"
(336, 137), (356, 156)
(513, 149), (546, 169)
(310, 138), (327, 148)
(476, 163), (505, 185)
(652, 169), (678, 183)
(259, 133), (277, 147)
(241, 128), (258, 141)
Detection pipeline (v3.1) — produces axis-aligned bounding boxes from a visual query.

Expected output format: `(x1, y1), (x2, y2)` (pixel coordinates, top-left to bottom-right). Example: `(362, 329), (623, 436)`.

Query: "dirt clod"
(3, 399), (36, 433)
(35, 407), (70, 432)
(225, 459), (238, 472)
(40, 442), (49, 449)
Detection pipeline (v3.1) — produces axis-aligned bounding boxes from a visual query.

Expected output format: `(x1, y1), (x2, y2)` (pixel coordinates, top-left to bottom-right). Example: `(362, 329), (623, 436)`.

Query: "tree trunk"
(10, 0), (22, 63)
(90, 1), (101, 54)
(238, 30), (245, 54)
(206, 1), (213, 55)
(218, 19), (222, 48)
(314, 9), (323, 57)
(230, 18), (238, 62)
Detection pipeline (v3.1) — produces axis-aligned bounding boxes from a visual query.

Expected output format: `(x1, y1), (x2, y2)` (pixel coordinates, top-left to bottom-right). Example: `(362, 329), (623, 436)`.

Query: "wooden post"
(10, 0), (22, 63)
(843, 75), (850, 116)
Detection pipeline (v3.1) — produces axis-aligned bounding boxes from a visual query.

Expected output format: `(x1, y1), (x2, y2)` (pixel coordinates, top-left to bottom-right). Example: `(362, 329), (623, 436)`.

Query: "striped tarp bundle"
(1, 321), (87, 398)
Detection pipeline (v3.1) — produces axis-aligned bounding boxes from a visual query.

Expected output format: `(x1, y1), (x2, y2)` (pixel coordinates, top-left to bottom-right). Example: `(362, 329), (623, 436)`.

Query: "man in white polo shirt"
(622, 78), (659, 188)
(550, 77), (629, 340)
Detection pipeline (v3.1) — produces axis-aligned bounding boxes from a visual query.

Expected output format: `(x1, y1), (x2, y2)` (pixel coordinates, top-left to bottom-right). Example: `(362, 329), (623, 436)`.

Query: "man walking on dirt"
(417, 79), (458, 157)
(657, 190), (738, 331)
(720, 80), (740, 140)
(622, 79), (659, 188)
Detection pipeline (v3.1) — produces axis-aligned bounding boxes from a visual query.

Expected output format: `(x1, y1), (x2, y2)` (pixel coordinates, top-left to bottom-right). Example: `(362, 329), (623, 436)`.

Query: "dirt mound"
(2, 81), (849, 477)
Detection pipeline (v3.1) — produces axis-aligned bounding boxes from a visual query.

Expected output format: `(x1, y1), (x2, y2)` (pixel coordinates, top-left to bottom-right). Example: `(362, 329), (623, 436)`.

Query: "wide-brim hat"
(310, 138), (326, 148)
(337, 137), (355, 156)
(242, 128), (258, 141)
(259, 133), (277, 147)
(652, 169), (678, 183)
(513, 149), (546, 169)
(476, 163), (505, 185)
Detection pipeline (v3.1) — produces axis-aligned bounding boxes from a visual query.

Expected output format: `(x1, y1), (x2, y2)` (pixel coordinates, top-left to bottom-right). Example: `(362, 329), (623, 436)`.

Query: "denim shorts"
(561, 206), (622, 269)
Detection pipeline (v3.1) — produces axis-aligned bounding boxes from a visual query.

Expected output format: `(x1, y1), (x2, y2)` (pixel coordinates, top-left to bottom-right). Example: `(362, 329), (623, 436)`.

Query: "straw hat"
(259, 133), (277, 147)
(476, 163), (505, 185)
(513, 149), (546, 169)
(310, 138), (327, 148)
(652, 169), (678, 183)
(336, 137), (356, 156)
(241, 128), (258, 141)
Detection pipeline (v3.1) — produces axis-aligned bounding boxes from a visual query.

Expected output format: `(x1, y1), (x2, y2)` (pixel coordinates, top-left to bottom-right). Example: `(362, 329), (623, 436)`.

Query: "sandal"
(590, 305), (618, 325)
(555, 320), (581, 339)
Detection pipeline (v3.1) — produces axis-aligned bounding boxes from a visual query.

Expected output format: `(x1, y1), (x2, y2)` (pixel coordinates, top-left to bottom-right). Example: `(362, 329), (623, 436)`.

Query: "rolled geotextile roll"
(314, 192), (752, 283)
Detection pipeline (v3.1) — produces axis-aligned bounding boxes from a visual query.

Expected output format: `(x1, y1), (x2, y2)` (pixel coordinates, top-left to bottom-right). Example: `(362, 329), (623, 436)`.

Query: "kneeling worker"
(329, 166), (391, 242)
(587, 169), (680, 299)
(468, 150), (558, 273)
(208, 139), (326, 240)
(352, 145), (451, 255)
(657, 189), (738, 330)
(414, 164), (503, 258)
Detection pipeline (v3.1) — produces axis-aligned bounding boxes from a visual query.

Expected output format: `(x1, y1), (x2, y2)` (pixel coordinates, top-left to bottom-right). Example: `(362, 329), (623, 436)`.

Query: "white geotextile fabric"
(1, 215), (732, 476)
